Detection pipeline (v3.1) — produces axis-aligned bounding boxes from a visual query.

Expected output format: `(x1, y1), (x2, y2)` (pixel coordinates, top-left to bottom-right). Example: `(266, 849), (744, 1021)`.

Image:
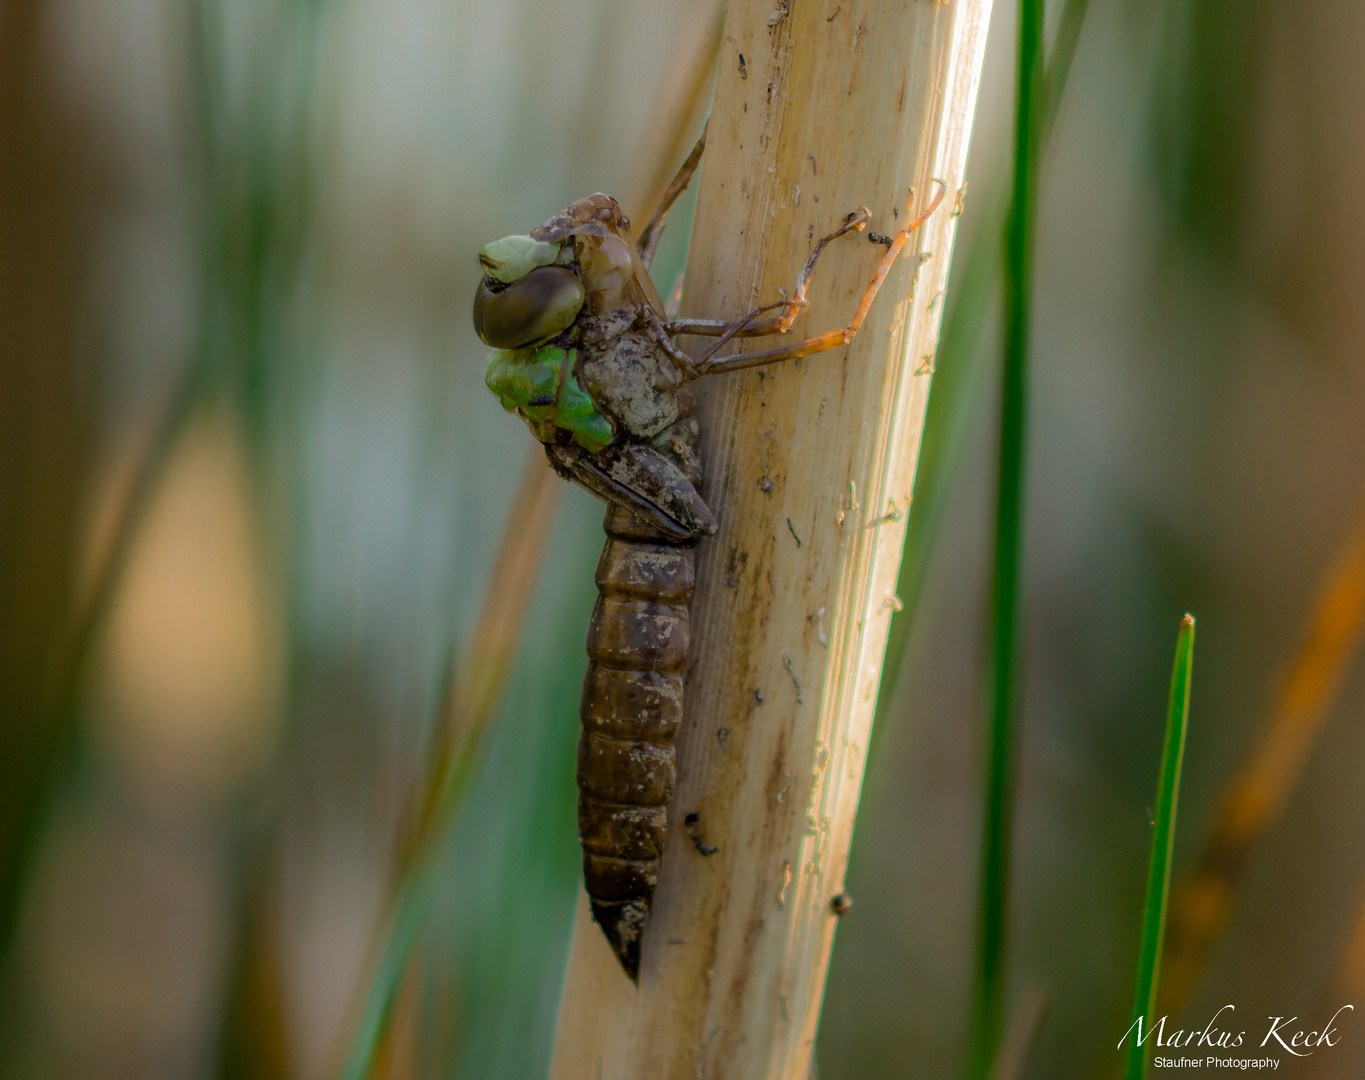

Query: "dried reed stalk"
(549, 1), (993, 1075)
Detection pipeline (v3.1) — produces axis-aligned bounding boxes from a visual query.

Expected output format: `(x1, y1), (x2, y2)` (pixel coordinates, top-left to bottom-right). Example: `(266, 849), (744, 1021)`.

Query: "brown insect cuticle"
(476, 131), (945, 981)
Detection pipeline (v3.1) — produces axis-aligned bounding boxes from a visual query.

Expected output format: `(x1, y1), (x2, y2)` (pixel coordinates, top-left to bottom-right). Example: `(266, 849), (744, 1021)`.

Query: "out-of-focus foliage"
(0, 1), (707, 1077)
(5, 0), (1365, 1078)
(823, 0), (1365, 1077)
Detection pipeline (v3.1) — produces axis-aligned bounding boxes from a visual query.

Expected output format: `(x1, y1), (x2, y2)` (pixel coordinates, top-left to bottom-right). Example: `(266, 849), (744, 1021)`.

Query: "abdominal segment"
(578, 503), (696, 981)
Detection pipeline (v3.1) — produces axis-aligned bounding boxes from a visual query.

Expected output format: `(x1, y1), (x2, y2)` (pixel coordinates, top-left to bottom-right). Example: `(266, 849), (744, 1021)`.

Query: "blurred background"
(4, 0), (1365, 1078)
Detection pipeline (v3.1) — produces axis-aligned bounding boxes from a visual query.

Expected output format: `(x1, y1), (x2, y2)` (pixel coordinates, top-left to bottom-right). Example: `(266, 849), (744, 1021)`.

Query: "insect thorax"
(485, 301), (691, 457)
(575, 306), (689, 444)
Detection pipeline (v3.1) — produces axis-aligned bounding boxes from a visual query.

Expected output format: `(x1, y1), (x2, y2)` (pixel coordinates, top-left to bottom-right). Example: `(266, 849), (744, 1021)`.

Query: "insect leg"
(637, 123), (708, 272)
(643, 310), (702, 377)
(646, 302), (791, 377)
(664, 206), (872, 340)
(694, 181), (947, 376)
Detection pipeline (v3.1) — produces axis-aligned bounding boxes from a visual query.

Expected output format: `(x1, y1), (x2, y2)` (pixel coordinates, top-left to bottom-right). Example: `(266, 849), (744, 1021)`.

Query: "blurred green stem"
(339, 453), (561, 1080)
(966, 0), (1044, 1075)
(1044, 0), (1091, 126)
(873, 0), (1091, 737)
(0, 363), (208, 954)
(1125, 616), (1195, 1080)
(0, 0), (322, 957)
(341, 832), (445, 1080)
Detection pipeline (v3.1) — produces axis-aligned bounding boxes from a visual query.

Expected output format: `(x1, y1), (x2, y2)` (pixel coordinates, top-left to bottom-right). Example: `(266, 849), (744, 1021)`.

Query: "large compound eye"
(473, 266), (585, 348)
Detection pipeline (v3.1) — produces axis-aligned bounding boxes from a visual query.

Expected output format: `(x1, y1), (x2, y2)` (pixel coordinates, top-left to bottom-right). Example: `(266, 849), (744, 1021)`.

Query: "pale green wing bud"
(478, 235), (562, 283)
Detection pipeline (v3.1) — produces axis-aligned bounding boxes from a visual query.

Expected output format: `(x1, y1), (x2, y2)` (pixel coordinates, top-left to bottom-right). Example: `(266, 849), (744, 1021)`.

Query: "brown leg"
(690, 181), (946, 377)
(644, 309), (703, 376)
(665, 206), (872, 340)
(637, 123), (707, 272)
(646, 299), (795, 378)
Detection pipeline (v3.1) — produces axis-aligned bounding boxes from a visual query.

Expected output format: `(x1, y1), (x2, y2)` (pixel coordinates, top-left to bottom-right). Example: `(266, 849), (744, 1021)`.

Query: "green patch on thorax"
(485, 346), (614, 454)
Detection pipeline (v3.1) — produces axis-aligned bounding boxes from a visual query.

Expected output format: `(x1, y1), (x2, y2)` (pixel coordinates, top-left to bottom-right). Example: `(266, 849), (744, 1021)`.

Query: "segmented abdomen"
(578, 502), (695, 981)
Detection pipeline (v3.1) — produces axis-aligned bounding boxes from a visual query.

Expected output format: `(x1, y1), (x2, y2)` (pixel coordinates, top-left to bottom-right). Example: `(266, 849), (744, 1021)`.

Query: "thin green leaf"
(0, 301), (211, 958)
(338, 453), (561, 1080)
(965, 0), (1045, 1075)
(1125, 614), (1195, 1080)
(874, 0), (1093, 747)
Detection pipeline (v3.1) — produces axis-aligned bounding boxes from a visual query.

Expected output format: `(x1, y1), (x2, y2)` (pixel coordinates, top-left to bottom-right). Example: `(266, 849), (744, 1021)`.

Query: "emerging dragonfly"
(474, 130), (942, 981)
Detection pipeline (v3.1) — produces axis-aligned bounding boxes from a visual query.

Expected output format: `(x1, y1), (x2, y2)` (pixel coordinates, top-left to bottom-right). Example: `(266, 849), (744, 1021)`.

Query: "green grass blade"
(339, 854), (442, 1080)
(965, 0), (1044, 1076)
(1125, 615), (1196, 1080)
(1042, 0), (1092, 132)
(0, 363), (207, 956)
(870, 193), (1001, 737)
(874, 0), (1093, 751)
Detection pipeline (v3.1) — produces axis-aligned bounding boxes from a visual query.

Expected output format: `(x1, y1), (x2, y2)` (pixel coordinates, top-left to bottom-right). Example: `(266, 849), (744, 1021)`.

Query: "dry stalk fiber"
(549, 1), (993, 1076)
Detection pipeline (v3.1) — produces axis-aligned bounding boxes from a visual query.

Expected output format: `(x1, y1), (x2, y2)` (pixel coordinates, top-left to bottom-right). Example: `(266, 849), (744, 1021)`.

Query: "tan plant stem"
(549, 1), (993, 1075)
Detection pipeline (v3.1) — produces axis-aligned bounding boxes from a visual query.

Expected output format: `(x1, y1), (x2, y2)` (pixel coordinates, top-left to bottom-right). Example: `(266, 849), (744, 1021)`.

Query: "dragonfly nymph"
(474, 131), (942, 981)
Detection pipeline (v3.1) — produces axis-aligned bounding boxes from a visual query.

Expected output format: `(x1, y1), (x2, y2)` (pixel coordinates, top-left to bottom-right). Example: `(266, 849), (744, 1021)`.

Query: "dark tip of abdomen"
(590, 898), (648, 983)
